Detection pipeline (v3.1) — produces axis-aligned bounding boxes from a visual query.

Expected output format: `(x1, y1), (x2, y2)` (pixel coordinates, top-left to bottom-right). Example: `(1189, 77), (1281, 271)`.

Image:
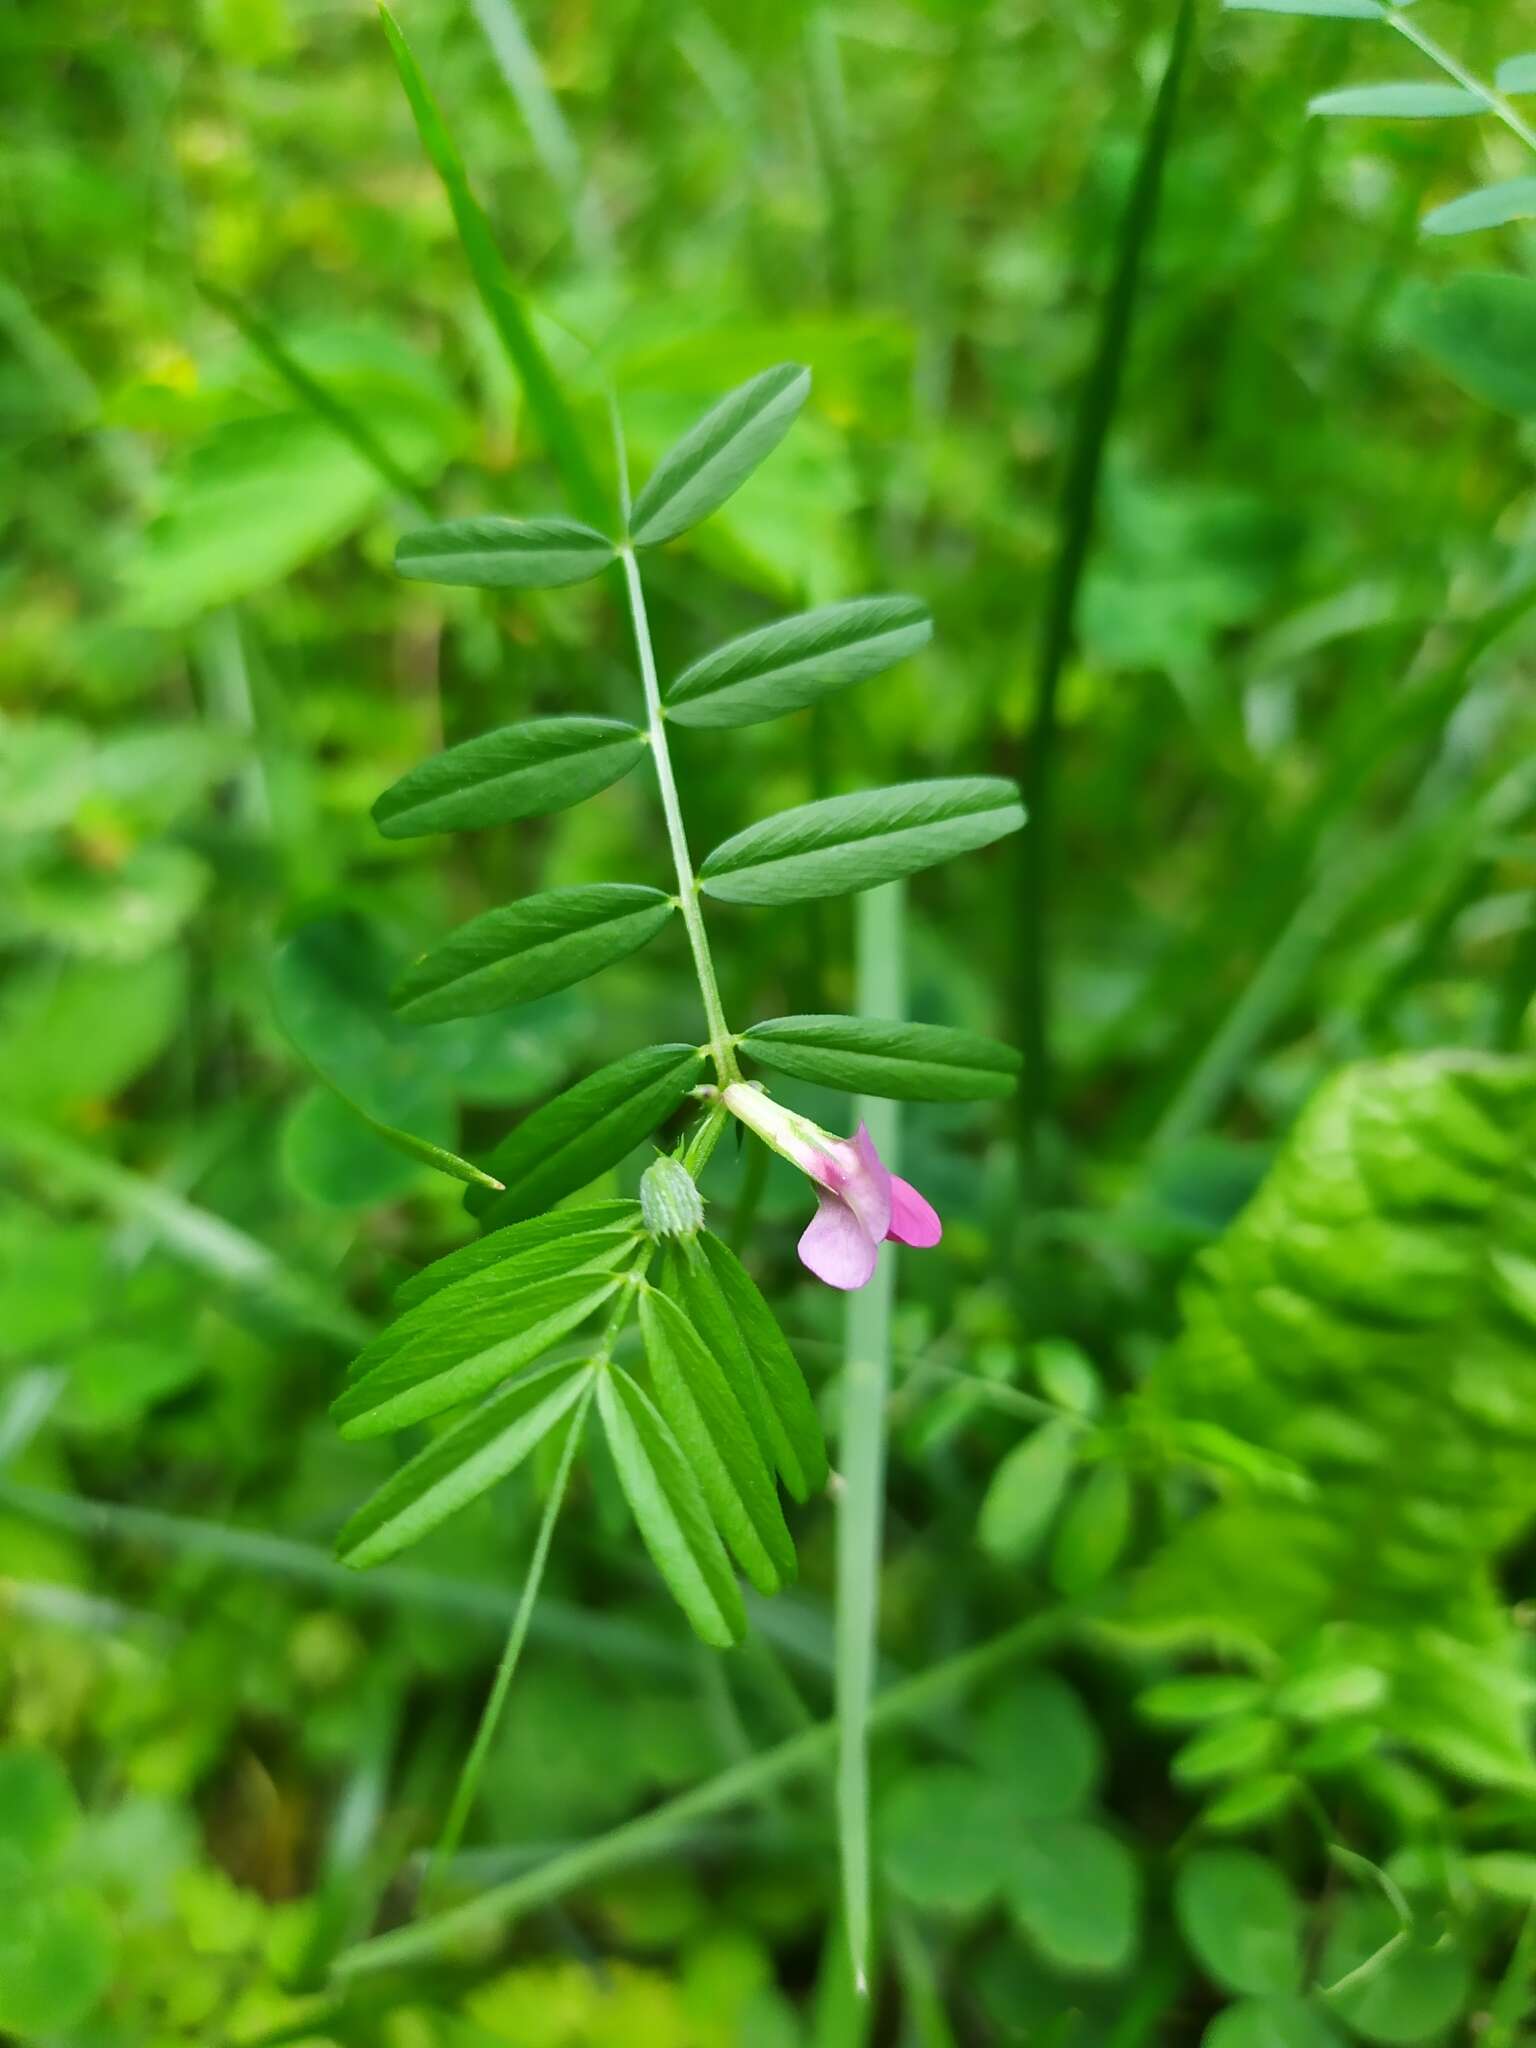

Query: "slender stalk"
(1382, 7), (1536, 156)
(613, 510), (740, 1081)
(198, 280), (434, 516)
(836, 879), (904, 1993)
(334, 1602), (1076, 1978)
(424, 1378), (595, 1900)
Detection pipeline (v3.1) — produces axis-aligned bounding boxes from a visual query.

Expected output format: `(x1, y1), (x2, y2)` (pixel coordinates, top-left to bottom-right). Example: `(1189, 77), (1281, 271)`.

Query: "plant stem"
(1382, 8), (1536, 156)
(617, 544), (740, 1083)
(835, 879), (904, 1994)
(423, 1377), (595, 1901)
(334, 1602), (1076, 1978)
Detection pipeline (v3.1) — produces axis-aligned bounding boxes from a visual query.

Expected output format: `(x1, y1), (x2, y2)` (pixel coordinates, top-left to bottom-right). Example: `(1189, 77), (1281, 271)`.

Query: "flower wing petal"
(887, 1174), (942, 1248)
(798, 1189), (880, 1290)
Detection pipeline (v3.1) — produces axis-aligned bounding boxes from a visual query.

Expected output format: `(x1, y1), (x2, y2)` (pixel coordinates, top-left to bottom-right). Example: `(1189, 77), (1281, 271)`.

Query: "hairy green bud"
(640, 1155), (705, 1240)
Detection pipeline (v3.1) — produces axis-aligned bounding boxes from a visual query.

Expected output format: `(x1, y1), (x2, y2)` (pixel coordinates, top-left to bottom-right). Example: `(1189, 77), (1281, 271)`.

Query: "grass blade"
(1013, 0), (1198, 1193)
(198, 278), (434, 515)
(378, 4), (607, 526)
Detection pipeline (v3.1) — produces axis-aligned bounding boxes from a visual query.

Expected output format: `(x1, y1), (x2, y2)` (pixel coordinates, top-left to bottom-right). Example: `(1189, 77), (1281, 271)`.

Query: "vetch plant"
(319, 362), (1024, 1685)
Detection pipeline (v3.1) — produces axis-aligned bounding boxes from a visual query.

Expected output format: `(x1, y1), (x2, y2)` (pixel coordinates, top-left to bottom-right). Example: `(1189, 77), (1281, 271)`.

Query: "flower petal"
(886, 1174), (942, 1249)
(841, 1122), (892, 1244)
(798, 1189), (880, 1290)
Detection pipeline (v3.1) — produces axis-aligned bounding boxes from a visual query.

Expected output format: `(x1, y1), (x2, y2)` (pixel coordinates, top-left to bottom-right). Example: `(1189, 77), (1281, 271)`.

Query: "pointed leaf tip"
(629, 364), (811, 548)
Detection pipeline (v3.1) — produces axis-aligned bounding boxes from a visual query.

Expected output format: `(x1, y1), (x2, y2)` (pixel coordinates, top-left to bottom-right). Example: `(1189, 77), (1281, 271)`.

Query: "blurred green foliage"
(8, 0), (1536, 2040)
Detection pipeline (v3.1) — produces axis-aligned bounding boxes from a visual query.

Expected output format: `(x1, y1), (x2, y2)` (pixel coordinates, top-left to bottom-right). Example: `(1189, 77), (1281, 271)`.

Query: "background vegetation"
(6, 0), (1536, 2041)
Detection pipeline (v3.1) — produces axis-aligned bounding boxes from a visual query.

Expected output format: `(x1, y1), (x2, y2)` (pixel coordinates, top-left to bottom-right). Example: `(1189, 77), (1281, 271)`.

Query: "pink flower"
(721, 1082), (942, 1292)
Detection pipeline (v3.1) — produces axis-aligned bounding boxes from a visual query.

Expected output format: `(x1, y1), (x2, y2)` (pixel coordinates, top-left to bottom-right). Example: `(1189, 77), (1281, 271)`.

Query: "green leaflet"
(700, 778), (1025, 906)
(1175, 1851), (1302, 2000)
(270, 913), (500, 1194)
(666, 1237), (827, 1502)
(977, 1416), (1081, 1564)
(1404, 274), (1536, 415)
(637, 1286), (795, 1595)
(628, 363), (810, 548)
(1308, 83), (1484, 117)
(1223, 0), (1382, 16)
(472, 1043), (708, 1226)
(1499, 55), (1536, 94)
(352, 1226), (636, 1383)
(333, 1271), (620, 1439)
(392, 886), (676, 1023)
(393, 1201), (641, 1311)
(596, 1363), (746, 1648)
(882, 1674), (1137, 1972)
(336, 1357), (593, 1568)
(394, 515), (615, 589)
(378, 8), (606, 524)
(1423, 178), (1536, 237)
(741, 1014), (1020, 1101)
(1124, 1053), (1536, 1788)
(664, 596), (931, 730)
(372, 719), (647, 838)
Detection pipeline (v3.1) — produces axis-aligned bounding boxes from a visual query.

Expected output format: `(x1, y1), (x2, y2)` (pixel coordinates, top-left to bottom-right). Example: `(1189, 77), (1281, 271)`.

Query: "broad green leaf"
(1309, 83), (1482, 118)
(1320, 1899), (1471, 2044)
(700, 779), (1025, 906)
(977, 1416), (1080, 1564)
(283, 1085), (438, 1209)
(663, 1228), (831, 1507)
(333, 1272), (619, 1439)
(596, 1364), (746, 1648)
(0, 949), (185, 1118)
(394, 1201), (641, 1310)
(373, 718), (646, 838)
(1204, 2000), (1345, 2048)
(337, 1357), (593, 1567)
(1175, 1850), (1302, 1999)
(271, 914), (500, 1193)
(120, 401), (452, 630)
(392, 886), (676, 1023)
(1008, 1819), (1140, 1975)
(880, 1767), (1013, 1914)
(395, 515), (614, 590)
(741, 1015), (1020, 1102)
(1050, 1460), (1133, 1595)
(637, 1287), (795, 1596)
(1423, 178), (1536, 237)
(350, 1226), (635, 1384)
(472, 1043), (708, 1226)
(975, 1672), (1104, 1818)
(629, 363), (810, 547)
(1404, 273), (1536, 415)
(0, 1751), (77, 1868)
(0, 1885), (116, 2038)
(1498, 55), (1536, 94)
(1224, 0), (1383, 15)
(695, 1235), (828, 1499)
(664, 596), (932, 730)
(378, 7), (606, 523)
